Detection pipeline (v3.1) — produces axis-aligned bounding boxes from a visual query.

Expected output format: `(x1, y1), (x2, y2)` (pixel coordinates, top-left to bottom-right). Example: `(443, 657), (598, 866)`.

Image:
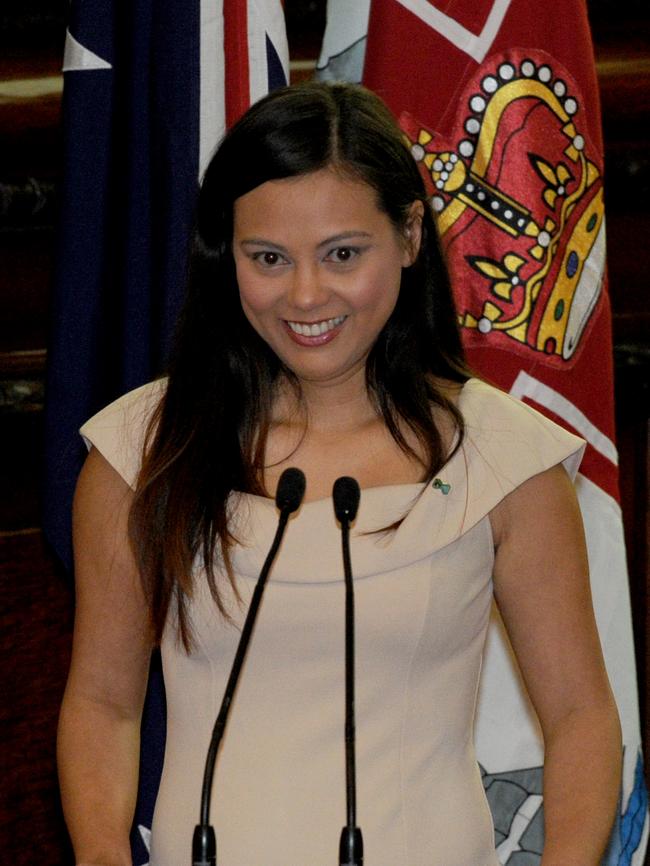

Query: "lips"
(283, 314), (347, 346)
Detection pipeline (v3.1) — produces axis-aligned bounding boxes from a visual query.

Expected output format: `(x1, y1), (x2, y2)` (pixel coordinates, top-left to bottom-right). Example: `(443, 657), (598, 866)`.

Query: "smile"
(285, 315), (347, 337)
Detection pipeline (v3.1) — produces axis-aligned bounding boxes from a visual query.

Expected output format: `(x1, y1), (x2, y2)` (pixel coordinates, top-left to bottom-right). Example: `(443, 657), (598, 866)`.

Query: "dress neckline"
(239, 480), (427, 510)
(235, 378), (481, 509)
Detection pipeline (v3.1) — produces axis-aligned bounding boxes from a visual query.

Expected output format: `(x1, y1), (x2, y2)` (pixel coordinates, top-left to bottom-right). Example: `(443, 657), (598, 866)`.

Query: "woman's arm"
(490, 463), (622, 866)
(58, 448), (153, 866)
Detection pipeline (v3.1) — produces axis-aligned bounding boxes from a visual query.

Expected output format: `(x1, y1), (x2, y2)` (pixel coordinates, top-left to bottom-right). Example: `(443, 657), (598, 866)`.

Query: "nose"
(286, 261), (330, 312)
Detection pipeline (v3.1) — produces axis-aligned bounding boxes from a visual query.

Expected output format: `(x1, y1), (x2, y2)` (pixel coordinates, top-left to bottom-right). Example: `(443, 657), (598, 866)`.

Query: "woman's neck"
(273, 368), (379, 435)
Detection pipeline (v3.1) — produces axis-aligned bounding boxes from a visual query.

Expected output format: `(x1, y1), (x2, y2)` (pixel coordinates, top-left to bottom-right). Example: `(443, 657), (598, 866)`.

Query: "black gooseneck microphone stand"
(191, 467), (306, 866)
(332, 476), (363, 866)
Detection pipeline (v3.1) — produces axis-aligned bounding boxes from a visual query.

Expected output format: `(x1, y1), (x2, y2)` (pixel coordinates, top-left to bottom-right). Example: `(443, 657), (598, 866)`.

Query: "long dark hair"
(129, 82), (469, 648)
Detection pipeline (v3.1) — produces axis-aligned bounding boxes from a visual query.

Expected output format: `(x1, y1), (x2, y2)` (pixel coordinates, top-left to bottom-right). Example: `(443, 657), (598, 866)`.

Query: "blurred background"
(0, 1), (648, 863)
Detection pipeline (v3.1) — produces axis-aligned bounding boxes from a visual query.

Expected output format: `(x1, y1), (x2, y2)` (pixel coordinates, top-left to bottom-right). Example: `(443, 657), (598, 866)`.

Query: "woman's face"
(232, 168), (421, 391)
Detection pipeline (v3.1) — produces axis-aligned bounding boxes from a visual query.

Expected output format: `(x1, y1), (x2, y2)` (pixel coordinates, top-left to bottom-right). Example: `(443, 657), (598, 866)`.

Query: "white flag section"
(316, 0), (371, 83)
(199, 0), (226, 176)
(199, 0), (226, 177)
(247, 0), (288, 105)
(62, 28), (112, 71)
(199, 0), (289, 178)
(391, 0), (514, 63)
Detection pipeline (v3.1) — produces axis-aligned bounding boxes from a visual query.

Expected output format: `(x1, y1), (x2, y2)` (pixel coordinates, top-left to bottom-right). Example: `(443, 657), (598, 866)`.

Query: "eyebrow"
(239, 231), (374, 252)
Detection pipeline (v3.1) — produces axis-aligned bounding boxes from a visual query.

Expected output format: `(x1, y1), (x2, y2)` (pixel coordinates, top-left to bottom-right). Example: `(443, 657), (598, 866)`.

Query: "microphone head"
(332, 476), (361, 524)
(275, 467), (306, 514)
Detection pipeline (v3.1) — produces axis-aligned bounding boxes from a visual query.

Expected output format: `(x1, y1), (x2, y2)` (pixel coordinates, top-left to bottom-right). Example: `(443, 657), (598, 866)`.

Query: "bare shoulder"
(75, 444), (134, 507)
(74, 447), (138, 585)
(489, 462), (584, 551)
(70, 447), (151, 713)
(489, 464), (613, 731)
(489, 463), (590, 623)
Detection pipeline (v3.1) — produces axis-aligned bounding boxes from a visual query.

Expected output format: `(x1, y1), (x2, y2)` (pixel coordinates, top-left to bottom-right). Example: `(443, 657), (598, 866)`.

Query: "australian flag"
(44, 2), (288, 862)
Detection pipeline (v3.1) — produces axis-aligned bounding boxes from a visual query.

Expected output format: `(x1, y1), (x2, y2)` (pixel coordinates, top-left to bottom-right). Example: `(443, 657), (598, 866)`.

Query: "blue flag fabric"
(46, 3), (288, 861)
(45, 0), (201, 570)
(46, 3), (200, 862)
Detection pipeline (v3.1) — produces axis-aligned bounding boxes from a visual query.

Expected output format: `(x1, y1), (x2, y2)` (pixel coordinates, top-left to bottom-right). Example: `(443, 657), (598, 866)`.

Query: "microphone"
(333, 476), (360, 525)
(192, 467), (306, 866)
(275, 466), (307, 513)
(332, 476), (363, 866)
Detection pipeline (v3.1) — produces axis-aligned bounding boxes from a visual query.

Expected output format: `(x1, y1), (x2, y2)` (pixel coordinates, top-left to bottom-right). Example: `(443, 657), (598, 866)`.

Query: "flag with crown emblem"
(45, 2), (287, 862)
(358, 0), (649, 862)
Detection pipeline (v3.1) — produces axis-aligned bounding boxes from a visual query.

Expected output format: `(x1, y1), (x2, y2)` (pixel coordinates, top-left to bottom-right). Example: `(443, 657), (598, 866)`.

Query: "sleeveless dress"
(81, 378), (585, 866)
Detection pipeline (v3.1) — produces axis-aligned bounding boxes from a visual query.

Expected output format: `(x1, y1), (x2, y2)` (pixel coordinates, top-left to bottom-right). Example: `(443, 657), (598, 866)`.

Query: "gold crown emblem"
(403, 54), (605, 364)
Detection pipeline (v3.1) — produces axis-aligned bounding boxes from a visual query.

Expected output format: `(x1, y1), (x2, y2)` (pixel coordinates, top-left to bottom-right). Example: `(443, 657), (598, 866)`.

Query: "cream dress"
(81, 378), (585, 866)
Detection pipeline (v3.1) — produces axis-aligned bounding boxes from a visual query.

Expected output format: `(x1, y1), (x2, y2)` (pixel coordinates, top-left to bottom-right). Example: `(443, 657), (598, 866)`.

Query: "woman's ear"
(402, 200), (425, 266)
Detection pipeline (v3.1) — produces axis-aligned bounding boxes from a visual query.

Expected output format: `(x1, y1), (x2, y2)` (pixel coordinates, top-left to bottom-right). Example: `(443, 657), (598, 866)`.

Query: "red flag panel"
(364, 0), (616, 500)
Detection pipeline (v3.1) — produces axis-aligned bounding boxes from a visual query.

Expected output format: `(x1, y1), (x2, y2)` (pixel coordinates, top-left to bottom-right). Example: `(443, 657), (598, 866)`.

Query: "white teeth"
(287, 315), (346, 337)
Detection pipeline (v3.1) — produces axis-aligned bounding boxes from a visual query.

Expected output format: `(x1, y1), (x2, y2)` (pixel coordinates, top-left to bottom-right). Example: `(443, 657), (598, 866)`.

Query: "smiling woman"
(232, 169), (420, 387)
(58, 81), (621, 866)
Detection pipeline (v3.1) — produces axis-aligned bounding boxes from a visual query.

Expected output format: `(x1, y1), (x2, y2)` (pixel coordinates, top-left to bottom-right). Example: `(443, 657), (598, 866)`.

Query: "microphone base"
(339, 825), (363, 866)
(192, 823), (216, 866)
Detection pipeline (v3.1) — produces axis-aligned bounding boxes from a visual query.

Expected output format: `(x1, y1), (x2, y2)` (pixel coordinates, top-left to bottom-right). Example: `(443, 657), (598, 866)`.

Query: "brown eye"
(252, 250), (286, 268)
(327, 246), (360, 263)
